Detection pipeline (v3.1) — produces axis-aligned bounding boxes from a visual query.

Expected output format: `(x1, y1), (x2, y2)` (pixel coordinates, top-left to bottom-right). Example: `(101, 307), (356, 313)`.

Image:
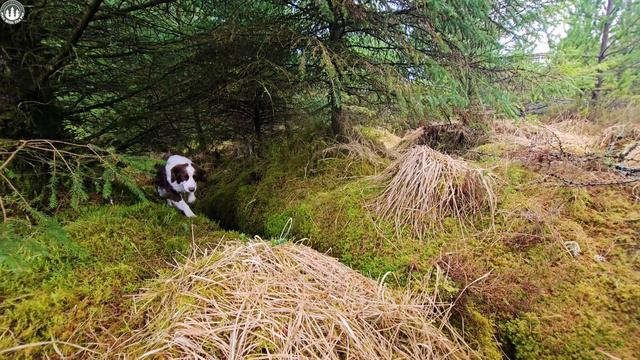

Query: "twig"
(540, 125), (564, 155)
(0, 340), (98, 356)
(620, 141), (639, 160)
(0, 195), (6, 223)
(0, 173), (30, 209)
(0, 140), (27, 172)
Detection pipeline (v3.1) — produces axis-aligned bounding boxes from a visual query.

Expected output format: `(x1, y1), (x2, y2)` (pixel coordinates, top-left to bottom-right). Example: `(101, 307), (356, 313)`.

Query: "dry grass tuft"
(373, 146), (496, 238)
(395, 123), (483, 154)
(599, 123), (640, 164)
(320, 131), (397, 175)
(322, 139), (386, 167)
(491, 119), (596, 155)
(112, 240), (471, 359)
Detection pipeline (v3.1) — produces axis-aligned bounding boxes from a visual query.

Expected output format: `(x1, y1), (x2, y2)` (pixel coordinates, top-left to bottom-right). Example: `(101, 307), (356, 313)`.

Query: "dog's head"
(170, 163), (206, 192)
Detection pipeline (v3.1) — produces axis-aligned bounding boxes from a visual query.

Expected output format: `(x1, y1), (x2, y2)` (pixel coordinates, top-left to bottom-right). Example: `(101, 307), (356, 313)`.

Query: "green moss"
(463, 305), (502, 360)
(500, 315), (546, 359)
(0, 202), (235, 358)
(197, 138), (640, 359)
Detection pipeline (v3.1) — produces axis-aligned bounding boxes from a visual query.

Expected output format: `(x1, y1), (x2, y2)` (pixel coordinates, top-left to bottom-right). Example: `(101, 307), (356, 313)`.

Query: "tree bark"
(591, 0), (615, 102)
(330, 91), (347, 139)
(327, 1), (348, 140)
(1, 0), (104, 139)
(194, 112), (206, 151)
(37, 0), (103, 87)
(253, 99), (262, 145)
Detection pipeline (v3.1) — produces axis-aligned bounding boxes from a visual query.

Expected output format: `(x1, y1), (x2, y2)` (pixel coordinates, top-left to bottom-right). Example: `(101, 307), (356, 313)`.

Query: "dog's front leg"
(170, 199), (196, 217)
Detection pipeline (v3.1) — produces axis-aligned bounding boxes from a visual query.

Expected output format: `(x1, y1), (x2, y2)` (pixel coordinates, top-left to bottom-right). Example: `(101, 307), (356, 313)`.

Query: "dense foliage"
(1, 0), (554, 150)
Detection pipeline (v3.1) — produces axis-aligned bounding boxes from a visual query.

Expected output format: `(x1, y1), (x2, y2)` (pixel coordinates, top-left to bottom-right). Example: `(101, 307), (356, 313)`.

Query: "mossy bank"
(0, 203), (240, 358)
(197, 136), (640, 359)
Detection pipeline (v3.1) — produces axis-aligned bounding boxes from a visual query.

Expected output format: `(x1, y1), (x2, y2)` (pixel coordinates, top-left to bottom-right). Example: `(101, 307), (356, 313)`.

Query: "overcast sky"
(532, 14), (570, 54)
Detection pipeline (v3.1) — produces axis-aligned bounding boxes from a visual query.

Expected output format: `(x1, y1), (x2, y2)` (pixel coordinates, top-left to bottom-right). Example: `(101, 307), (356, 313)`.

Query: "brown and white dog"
(155, 155), (206, 217)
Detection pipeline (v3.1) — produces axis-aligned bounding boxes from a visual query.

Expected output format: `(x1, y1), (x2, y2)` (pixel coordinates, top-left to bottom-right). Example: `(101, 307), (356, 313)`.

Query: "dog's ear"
(193, 164), (207, 182)
(171, 164), (188, 183)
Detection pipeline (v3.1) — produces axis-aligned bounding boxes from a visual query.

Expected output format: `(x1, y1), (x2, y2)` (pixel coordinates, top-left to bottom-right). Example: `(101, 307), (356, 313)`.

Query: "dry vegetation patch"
(113, 240), (471, 359)
(489, 117), (640, 189)
(491, 118), (596, 155)
(396, 123), (484, 154)
(374, 146), (496, 239)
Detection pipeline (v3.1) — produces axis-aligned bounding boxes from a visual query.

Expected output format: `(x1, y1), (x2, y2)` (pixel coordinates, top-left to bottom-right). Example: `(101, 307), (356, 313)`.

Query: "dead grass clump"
(321, 131), (396, 175)
(491, 119), (596, 155)
(599, 123), (640, 163)
(396, 123), (484, 154)
(357, 126), (402, 150)
(113, 240), (470, 359)
(322, 139), (386, 168)
(374, 146), (496, 238)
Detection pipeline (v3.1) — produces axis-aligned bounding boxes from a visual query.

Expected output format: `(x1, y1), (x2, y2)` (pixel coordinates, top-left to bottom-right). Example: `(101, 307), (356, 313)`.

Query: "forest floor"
(1, 112), (639, 359)
(196, 112), (640, 359)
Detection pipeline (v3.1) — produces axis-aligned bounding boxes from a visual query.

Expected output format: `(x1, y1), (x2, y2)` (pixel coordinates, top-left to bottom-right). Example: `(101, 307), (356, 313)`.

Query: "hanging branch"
(37, 0), (104, 87)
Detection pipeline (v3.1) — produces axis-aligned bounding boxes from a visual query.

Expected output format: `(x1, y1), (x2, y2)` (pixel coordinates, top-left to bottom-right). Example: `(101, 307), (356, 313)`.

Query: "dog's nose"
(188, 187), (196, 192)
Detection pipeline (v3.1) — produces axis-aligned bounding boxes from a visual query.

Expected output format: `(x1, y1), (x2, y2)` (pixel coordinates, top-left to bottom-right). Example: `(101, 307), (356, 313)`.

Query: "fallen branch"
(545, 172), (640, 187)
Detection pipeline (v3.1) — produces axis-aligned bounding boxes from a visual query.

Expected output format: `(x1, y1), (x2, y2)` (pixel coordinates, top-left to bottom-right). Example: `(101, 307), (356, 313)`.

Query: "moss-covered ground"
(0, 203), (240, 358)
(197, 136), (640, 359)
(2, 125), (638, 359)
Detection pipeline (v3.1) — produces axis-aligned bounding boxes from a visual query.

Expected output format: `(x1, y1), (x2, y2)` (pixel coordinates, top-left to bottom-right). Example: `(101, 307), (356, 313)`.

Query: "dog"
(155, 155), (206, 217)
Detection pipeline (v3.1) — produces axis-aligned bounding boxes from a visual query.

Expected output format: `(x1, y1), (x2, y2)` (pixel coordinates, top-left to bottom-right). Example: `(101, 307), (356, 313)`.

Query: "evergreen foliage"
(0, 140), (154, 220)
(1, 0), (549, 147)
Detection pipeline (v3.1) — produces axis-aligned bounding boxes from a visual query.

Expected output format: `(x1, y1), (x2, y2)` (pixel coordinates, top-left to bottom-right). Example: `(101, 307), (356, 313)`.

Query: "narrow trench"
(197, 170), (266, 237)
(205, 210), (241, 232)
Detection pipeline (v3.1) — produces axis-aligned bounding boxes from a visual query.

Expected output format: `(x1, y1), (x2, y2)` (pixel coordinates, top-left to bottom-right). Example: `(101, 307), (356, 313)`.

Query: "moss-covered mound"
(197, 134), (640, 359)
(0, 203), (238, 358)
(114, 240), (470, 359)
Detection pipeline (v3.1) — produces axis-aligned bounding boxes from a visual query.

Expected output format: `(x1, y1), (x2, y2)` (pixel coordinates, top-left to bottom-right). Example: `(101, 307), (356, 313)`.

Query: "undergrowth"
(0, 140), (161, 220)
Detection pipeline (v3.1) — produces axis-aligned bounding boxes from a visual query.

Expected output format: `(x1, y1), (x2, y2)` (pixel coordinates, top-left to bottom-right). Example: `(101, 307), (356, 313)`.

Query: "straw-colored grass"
(491, 119), (597, 155)
(599, 123), (640, 156)
(112, 240), (471, 359)
(374, 146), (496, 238)
(322, 139), (387, 168)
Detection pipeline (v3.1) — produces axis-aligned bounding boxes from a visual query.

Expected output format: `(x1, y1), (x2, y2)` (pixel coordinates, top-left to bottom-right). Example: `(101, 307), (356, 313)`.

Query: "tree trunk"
(253, 100), (262, 145)
(591, 0), (615, 102)
(327, 2), (348, 140)
(253, 88), (264, 156)
(0, 0), (102, 140)
(37, 0), (103, 87)
(329, 91), (347, 139)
